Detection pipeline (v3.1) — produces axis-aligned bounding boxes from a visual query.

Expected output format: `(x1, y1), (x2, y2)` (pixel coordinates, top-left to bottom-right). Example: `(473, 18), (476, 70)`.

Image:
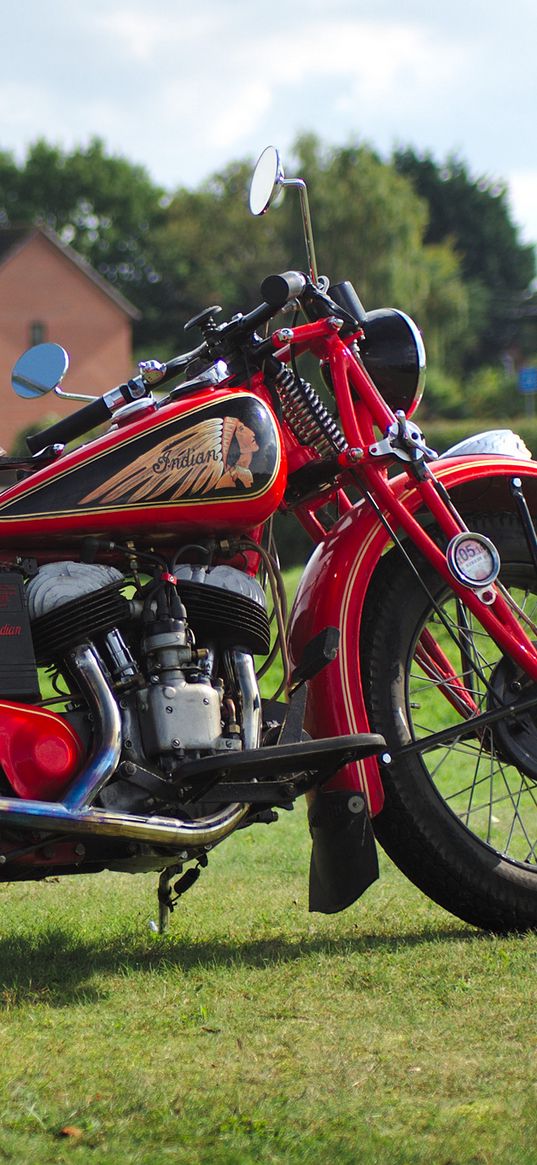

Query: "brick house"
(0, 226), (141, 452)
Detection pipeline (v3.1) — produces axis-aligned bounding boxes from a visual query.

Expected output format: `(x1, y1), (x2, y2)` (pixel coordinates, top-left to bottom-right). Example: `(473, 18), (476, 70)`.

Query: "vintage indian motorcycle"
(0, 146), (536, 933)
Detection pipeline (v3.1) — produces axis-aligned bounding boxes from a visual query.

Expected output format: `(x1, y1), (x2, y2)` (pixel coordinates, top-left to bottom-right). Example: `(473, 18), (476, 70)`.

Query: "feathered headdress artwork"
(221, 416), (240, 468)
(81, 416), (246, 507)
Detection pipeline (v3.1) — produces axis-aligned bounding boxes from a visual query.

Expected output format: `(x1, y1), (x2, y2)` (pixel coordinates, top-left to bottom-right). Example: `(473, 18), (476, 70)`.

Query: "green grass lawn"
(0, 814), (535, 1165)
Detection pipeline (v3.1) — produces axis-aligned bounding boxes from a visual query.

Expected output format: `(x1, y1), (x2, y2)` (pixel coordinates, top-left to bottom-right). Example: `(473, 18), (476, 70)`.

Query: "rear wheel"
(362, 513), (537, 931)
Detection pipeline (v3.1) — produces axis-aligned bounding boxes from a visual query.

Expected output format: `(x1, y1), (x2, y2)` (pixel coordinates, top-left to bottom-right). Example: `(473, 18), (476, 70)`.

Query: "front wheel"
(362, 513), (537, 931)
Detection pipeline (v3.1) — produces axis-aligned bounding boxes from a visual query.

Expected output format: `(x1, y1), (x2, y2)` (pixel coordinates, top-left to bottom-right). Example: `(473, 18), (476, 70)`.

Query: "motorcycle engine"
(26, 560), (271, 810)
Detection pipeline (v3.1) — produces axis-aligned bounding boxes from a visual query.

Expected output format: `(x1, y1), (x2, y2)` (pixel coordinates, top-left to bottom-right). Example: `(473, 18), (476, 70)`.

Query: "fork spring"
(272, 366), (347, 459)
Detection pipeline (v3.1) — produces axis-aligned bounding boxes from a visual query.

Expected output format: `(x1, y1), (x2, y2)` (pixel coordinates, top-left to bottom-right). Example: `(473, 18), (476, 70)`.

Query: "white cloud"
(0, 0), (536, 247)
(203, 84), (274, 151)
(135, 17), (465, 184)
(91, 6), (218, 64)
(0, 82), (57, 145)
(256, 20), (461, 101)
(507, 171), (537, 247)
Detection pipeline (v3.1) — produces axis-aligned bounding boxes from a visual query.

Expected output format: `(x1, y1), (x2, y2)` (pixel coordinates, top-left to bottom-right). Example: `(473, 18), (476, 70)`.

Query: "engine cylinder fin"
(31, 583), (131, 663)
(177, 580), (271, 656)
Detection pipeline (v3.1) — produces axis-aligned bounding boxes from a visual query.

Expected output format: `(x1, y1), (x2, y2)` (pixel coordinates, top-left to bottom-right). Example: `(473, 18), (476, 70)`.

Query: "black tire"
(362, 512), (537, 931)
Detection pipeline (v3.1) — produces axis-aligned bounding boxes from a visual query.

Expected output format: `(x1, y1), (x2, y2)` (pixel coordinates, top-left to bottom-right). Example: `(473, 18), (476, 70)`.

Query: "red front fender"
(287, 456), (537, 816)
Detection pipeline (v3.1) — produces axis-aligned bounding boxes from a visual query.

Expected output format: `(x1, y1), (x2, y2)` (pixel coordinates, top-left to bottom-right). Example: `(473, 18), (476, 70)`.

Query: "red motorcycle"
(0, 146), (536, 933)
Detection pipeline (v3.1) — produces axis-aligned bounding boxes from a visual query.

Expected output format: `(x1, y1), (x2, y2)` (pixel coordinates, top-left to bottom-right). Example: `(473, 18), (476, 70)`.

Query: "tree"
(393, 148), (536, 368)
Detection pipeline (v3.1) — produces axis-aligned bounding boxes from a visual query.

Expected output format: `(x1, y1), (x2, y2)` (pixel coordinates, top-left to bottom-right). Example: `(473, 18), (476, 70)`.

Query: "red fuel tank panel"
(0, 389), (286, 549)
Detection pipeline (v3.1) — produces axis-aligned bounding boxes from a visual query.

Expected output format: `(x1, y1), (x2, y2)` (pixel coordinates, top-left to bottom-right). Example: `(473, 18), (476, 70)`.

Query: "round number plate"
(446, 532), (501, 588)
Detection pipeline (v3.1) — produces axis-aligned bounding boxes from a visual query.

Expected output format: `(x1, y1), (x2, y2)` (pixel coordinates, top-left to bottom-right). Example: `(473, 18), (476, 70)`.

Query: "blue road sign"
(518, 367), (537, 394)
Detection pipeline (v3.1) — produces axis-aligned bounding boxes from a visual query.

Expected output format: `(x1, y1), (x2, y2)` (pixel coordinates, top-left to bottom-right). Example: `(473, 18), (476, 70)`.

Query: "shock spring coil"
(270, 365), (347, 460)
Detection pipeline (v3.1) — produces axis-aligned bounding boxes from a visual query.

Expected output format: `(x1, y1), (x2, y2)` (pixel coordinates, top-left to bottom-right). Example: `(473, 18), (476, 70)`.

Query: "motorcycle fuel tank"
(0, 388), (286, 549)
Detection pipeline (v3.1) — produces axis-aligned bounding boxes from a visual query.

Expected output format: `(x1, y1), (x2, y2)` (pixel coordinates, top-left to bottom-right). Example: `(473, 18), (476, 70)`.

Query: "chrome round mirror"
(12, 343), (69, 399)
(249, 146), (284, 216)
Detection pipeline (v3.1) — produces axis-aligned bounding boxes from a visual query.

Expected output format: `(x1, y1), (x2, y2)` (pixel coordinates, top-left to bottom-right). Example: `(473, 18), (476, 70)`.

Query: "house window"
(29, 321), (47, 346)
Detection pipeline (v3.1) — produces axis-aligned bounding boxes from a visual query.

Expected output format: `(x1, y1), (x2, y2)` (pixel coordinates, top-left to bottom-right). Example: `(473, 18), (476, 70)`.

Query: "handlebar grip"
(26, 395), (115, 454)
(162, 343), (208, 382)
(260, 271), (307, 309)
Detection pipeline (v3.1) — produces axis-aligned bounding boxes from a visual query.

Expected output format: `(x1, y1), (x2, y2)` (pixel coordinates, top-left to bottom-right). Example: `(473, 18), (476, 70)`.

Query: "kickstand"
(153, 857), (208, 934)
(155, 863), (184, 934)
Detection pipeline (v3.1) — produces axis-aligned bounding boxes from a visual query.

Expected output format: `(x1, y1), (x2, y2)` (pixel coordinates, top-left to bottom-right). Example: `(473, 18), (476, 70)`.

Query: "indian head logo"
(0, 396), (281, 523)
(80, 410), (275, 508)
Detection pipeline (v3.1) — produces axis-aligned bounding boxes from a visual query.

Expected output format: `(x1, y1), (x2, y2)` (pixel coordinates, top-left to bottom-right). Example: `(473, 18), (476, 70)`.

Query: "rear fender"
(287, 456), (537, 816)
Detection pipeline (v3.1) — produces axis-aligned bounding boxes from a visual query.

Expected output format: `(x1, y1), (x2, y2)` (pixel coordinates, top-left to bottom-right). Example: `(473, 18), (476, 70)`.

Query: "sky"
(2, 0), (537, 249)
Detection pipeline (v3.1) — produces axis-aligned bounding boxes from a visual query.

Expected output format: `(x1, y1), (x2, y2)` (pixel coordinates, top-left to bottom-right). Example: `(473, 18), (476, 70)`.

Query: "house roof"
(0, 225), (142, 320)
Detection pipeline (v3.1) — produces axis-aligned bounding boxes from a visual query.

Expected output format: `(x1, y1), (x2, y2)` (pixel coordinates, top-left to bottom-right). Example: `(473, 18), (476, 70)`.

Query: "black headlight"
(360, 308), (426, 418)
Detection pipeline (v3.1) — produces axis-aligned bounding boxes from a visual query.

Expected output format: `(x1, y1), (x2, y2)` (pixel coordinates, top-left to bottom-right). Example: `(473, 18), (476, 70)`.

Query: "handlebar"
(154, 342), (209, 385)
(220, 272), (307, 344)
(26, 394), (121, 455)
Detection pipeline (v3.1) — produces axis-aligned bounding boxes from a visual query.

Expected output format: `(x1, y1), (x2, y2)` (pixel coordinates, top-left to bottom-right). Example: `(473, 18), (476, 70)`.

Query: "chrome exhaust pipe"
(62, 643), (123, 811)
(229, 650), (262, 751)
(0, 642), (249, 848)
(0, 795), (250, 847)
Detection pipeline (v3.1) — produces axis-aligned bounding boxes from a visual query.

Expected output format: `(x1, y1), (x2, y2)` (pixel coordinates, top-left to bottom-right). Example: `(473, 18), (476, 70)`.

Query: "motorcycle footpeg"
(176, 733), (386, 801)
(308, 790), (379, 914)
(289, 626), (340, 691)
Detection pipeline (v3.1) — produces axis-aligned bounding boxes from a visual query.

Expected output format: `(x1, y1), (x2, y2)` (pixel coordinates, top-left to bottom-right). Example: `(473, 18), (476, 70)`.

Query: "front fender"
(287, 456), (537, 815)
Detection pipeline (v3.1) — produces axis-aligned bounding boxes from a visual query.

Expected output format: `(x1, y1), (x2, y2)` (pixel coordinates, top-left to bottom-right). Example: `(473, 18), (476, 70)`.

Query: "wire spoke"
(408, 576), (537, 867)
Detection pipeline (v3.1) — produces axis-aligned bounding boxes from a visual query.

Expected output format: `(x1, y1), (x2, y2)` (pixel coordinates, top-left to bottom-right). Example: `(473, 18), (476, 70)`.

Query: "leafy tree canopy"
(393, 147), (535, 366)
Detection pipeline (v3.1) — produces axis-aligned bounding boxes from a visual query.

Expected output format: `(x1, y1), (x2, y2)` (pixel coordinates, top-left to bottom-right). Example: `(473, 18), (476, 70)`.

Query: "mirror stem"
(54, 386), (98, 403)
(299, 181), (319, 286)
(281, 178), (318, 285)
